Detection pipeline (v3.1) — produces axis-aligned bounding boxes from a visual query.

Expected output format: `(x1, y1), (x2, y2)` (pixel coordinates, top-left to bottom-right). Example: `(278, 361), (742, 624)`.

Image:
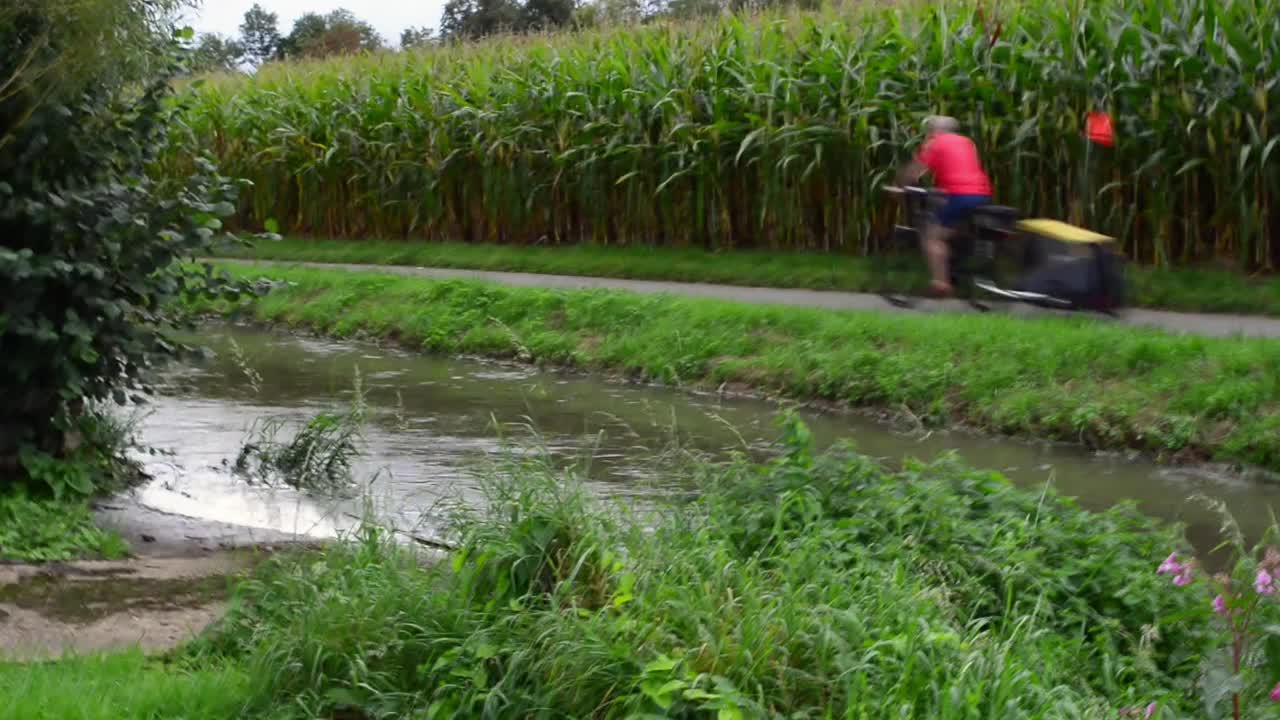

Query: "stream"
(128, 325), (1279, 551)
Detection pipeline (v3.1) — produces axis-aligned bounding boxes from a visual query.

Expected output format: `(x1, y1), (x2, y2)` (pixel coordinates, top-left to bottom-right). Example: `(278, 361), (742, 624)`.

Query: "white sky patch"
(182, 0), (447, 47)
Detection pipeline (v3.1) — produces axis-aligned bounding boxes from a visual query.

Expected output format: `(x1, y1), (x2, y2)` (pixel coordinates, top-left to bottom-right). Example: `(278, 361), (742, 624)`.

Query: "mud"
(0, 495), (321, 661)
(0, 552), (259, 660)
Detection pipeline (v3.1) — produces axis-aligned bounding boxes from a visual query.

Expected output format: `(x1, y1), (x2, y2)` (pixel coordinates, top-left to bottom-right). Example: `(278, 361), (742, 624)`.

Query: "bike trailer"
(1007, 219), (1126, 312)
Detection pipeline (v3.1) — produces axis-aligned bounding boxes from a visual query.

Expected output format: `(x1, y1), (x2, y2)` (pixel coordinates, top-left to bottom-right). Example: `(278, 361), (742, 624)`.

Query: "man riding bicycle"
(895, 116), (993, 297)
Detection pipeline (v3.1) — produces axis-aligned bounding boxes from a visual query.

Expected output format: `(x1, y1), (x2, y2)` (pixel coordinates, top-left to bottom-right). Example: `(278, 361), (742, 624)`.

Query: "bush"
(0, 0), (252, 491)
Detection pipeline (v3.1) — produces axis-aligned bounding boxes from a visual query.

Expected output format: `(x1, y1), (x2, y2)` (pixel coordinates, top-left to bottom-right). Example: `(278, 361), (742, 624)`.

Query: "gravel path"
(221, 259), (1280, 339)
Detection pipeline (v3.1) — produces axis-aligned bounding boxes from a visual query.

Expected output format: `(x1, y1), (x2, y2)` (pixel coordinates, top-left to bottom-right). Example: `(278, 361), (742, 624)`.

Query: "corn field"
(170, 0), (1280, 268)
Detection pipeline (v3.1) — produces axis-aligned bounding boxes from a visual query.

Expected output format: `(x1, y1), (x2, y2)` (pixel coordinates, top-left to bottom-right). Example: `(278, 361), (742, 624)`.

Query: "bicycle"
(878, 185), (1126, 315)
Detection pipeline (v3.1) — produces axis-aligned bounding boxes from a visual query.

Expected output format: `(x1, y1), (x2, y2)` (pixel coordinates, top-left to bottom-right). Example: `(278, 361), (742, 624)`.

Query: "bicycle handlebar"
(882, 184), (928, 195)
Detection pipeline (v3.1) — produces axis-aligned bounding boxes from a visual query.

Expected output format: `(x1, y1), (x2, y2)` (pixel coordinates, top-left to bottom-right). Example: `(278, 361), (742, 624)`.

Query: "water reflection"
(131, 325), (1280, 551)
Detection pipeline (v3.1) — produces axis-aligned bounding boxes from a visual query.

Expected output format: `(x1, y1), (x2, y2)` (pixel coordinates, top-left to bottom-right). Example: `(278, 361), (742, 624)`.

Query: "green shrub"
(0, 0), (252, 491)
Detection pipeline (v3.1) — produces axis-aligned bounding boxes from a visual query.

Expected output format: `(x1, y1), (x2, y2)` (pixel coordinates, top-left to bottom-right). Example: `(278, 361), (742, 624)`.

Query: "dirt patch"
(0, 552), (261, 660)
(0, 555), (245, 623)
(0, 602), (228, 660)
(1, 491), (323, 661)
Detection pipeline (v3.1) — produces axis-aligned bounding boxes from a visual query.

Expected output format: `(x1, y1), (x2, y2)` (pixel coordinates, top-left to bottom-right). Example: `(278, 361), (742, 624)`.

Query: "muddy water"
(131, 325), (1279, 550)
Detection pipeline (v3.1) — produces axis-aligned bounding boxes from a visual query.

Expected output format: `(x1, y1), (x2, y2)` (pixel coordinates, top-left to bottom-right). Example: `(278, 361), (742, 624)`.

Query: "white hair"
(924, 115), (959, 134)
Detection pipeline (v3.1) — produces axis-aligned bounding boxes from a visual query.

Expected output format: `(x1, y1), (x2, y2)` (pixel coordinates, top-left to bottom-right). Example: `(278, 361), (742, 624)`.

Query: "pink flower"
(1157, 553), (1195, 586)
(1257, 568), (1275, 596)
(1121, 702), (1162, 717)
(1212, 595), (1227, 615)
(1270, 682), (1280, 702)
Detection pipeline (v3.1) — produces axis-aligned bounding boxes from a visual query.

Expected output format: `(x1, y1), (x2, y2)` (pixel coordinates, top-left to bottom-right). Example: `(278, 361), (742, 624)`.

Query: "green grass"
(199, 262), (1280, 471)
(0, 491), (128, 562)
(216, 237), (1280, 317)
(1, 410), (141, 562)
(0, 650), (250, 720)
(181, 427), (1217, 718)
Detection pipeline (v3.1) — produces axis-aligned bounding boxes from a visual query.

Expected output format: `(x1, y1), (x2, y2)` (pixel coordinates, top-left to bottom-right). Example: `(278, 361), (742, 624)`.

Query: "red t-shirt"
(916, 132), (993, 196)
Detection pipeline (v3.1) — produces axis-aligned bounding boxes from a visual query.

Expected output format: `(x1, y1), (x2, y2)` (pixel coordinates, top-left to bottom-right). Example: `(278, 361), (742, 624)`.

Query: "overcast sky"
(184, 1), (446, 47)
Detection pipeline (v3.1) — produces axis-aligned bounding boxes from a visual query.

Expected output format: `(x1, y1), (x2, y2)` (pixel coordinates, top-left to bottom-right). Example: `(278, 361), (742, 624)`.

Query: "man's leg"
(922, 221), (954, 294)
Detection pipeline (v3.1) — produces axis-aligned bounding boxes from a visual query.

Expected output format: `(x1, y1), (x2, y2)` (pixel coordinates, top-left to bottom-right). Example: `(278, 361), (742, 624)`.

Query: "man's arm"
(898, 137), (934, 187)
(896, 158), (927, 187)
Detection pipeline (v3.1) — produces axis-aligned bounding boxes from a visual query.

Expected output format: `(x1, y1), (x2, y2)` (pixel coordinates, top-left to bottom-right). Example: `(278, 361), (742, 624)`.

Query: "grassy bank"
(196, 435), (1221, 717)
(37, 423), (1280, 716)
(217, 237), (1280, 317)
(199, 262), (1280, 471)
(10, 431), (1226, 717)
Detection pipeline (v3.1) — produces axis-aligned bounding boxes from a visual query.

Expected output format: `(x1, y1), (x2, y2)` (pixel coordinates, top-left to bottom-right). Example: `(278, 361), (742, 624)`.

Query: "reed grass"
(170, 0), (1280, 269)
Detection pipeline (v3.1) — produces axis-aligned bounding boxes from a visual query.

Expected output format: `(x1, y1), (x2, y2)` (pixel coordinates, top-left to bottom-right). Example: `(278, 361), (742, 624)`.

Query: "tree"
(280, 9), (383, 59)
(189, 32), (244, 74)
(322, 9), (383, 54)
(400, 26), (435, 49)
(663, 0), (723, 19)
(558, 0), (667, 27)
(0, 1), (251, 492)
(523, 0), (576, 29)
(239, 3), (281, 65)
(279, 11), (326, 57)
(440, 0), (523, 39)
(439, 0), (578, 40)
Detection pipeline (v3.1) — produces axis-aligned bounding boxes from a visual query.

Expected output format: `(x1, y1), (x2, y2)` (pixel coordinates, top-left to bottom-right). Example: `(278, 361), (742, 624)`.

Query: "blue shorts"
(937, 194), (991, 228)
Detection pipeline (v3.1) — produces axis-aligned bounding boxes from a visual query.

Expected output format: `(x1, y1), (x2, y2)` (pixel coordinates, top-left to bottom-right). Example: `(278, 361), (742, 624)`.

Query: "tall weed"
(232, 368), (367, 494)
